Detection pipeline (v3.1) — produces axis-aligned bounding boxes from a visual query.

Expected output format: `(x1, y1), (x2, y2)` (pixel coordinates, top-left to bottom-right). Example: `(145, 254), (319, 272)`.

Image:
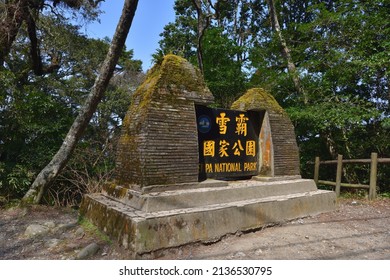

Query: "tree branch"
(266, 0), (308, 104)
(26, 10), (44, 75)
(22, 0), (139, 204)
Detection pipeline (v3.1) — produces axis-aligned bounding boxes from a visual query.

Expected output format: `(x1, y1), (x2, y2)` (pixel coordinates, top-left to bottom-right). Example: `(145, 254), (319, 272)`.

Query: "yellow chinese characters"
(203, 139), (256, 158)
(246, 140), (256, 157)
(235, 114), (249, 136)
(216, 112), (230, 134)
(219, 140), (230, 157)
(232, 140), (244, 156)
(203, 140), (215, 157)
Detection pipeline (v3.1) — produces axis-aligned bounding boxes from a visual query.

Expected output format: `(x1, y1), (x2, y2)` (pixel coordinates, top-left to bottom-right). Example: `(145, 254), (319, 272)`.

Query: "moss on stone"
(120, 54), (211, 134)
(115, 134), (142, 186)
(231, 87), (301, 177)
(115, 55), (213, 187)
(157, 54), (207, 93)
(231, 88), (286, 115)
(103, 183), (128, 199)
(78, 216), (111, 243)
(128, 55), (211, 112)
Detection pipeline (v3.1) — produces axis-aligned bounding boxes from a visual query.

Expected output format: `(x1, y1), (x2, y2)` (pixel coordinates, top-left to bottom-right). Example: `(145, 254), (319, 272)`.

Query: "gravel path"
(0, 198), (389, 260)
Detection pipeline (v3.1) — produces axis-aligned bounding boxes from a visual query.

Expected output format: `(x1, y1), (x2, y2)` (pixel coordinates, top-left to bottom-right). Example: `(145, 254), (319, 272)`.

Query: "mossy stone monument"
(115, 54), (214, 189)
(80, 55), (335, 257)
(231, 88), (301, 178)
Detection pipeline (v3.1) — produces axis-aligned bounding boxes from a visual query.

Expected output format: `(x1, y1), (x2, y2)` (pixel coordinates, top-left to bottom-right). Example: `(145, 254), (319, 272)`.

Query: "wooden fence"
(313, 153), (390, 200)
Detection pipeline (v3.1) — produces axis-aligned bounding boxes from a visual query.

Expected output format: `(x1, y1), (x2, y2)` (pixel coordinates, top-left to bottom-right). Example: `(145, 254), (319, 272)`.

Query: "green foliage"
(202, 28), (248, 107)
(0, 12), (143, 202)
(6, 165), (35, 197)
(159, 0), (390, 193)
(157, 1), (254, 107)
(380, 192), (390, 199)
(1, 0), (389, 201)
(78, 216), (111, 243)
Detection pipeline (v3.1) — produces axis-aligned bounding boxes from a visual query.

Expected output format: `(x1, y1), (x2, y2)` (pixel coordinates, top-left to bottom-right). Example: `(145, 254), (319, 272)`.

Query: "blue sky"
(84, 0), (176, 71)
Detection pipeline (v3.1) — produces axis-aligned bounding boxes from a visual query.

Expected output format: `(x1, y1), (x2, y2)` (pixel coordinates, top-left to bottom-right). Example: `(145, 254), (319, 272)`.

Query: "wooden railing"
(313, 153), (390, 200)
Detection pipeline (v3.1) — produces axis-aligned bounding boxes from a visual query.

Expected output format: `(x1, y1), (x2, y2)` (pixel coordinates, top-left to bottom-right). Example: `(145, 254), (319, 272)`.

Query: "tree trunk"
(266, 0), (308, 104)
(22, 0), (139, 205)
(1, 0), (103, 69)
(0, 0), (29, 66)
(192, 0), (209, 75)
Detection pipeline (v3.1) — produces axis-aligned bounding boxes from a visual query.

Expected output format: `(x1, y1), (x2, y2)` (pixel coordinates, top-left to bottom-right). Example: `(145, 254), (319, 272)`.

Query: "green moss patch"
(231, 88), (286, 115)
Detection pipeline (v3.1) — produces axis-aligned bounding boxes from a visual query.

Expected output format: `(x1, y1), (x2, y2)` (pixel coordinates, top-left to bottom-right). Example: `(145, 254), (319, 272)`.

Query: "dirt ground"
(0, 197), (389, 260)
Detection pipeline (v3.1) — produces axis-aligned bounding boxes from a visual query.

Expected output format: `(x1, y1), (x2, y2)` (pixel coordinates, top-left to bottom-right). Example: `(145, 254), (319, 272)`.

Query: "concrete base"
(80, 179), (336, 256)
(252, 175), (302, 182)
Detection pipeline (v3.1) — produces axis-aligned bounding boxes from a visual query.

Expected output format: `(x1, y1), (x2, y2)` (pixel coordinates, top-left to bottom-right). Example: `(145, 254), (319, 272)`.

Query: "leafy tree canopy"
(159, 0), (389, 191)
(0, 6), (143, 201)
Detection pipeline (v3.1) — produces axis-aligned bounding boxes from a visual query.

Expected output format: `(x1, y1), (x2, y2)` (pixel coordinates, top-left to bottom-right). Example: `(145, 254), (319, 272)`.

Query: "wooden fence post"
(335, 154), (343, 197)
(369, 152), (378, 200)
(314, 156), (320, 186)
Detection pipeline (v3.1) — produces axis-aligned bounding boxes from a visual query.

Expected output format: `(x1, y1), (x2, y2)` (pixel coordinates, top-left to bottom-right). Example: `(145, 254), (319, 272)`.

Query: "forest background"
(0, 0), (389, 206)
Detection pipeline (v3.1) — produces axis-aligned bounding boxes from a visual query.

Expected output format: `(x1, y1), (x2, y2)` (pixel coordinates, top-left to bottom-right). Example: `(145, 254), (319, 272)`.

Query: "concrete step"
(105, 179), (319, 212)
(80, 188), (336, 255)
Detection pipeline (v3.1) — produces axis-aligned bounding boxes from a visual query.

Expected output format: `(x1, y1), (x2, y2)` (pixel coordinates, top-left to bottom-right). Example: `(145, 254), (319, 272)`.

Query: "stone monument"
(231, 88), (301, 178)
(115, 54), (214, 188)
(80, 55), (335, 257)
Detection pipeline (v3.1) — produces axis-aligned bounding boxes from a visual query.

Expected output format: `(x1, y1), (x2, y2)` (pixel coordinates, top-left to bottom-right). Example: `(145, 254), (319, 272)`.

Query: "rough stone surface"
(105, 179), (319, 212)
(45, 238), (60, 249)
(24, 224), (51, 238)
(44, 221), (56, 229)
(74, 227), (85, 239)
(115, 54), (214, 189)
(76, 242), (100, 260)
(57, 222), (78, 233)
(80, 179), (336, 255)
(231, 88), (300, 177)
